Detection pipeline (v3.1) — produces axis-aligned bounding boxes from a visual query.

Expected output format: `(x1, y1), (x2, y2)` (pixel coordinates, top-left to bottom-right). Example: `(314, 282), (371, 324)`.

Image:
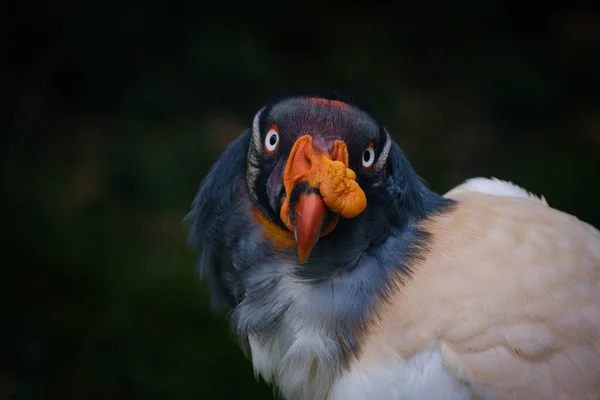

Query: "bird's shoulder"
(443, 176), (549, 205)
(351, 177), (600, 399)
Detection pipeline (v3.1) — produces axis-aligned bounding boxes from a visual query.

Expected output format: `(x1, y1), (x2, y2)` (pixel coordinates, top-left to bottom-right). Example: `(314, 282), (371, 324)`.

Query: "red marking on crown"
(308, 97), (350, 110)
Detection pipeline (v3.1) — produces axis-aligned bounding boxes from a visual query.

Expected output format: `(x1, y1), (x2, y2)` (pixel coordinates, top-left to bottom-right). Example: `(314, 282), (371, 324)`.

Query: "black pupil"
(363, 149), (371, 163)
(269, 134), (277, 146)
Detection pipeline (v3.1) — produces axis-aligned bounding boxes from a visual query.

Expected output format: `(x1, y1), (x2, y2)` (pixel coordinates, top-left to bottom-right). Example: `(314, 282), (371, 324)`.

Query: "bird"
(186, 92), (600, 400)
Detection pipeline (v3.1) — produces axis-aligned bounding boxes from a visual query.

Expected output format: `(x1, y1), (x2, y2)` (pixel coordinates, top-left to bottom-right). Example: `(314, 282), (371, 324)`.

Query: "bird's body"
(187, 93), (600, 400)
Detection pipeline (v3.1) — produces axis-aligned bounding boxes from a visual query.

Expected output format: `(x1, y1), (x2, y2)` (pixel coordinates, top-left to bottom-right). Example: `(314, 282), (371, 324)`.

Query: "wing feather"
(185, 130), (252, 309)
(361, 184), (600, 399)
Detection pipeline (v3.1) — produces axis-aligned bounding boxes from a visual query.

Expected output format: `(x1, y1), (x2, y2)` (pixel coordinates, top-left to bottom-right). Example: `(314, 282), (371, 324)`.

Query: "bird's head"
(245, 95), (392, 264)
(187, 92), (449, 308)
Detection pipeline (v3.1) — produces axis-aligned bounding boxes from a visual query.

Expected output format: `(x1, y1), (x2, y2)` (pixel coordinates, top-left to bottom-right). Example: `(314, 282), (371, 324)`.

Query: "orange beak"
(280, 135), (367, 263)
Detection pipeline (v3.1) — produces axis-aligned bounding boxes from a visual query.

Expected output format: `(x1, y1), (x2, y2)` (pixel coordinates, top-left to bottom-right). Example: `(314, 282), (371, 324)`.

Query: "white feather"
(248, 269), (338, 400)
(330, 349), (471, 400)
(444, 177), (548, 206)
(248, 264), (470, 400)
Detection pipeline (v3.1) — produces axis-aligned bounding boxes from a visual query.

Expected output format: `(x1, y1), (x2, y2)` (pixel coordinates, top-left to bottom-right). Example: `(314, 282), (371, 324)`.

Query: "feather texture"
(355, 179), (600, 399)
(445, 177), (549, 206)
(185, 130), (253, 309)
(187, 91), (600, 399)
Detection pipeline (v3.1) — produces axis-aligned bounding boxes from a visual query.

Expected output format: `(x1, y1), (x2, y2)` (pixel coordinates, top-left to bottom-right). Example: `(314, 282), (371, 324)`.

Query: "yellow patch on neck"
(252, 207), (297, 249)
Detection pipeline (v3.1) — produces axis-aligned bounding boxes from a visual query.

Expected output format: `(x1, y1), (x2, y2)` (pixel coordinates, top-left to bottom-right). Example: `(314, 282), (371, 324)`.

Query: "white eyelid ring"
(361, 142), (375, 170)
(264, 124), (280, 153)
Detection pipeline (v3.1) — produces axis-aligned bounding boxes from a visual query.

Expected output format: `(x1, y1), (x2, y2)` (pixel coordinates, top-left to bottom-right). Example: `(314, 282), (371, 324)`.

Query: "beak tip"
(295, 229), (316, 264)
(294, 228), (309, 264)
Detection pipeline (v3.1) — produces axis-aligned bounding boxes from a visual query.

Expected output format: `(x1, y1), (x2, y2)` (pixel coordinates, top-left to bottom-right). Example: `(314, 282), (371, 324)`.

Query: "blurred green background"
(4, 3), (600, 399)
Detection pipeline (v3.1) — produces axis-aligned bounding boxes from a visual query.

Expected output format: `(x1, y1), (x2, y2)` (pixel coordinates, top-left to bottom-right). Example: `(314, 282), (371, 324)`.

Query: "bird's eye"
(264, 125), (280, 154)
(361, 143), (375, 170)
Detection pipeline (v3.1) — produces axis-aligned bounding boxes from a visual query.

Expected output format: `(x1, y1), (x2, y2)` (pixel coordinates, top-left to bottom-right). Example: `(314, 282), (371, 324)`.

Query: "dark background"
(4, 3), (600, 399)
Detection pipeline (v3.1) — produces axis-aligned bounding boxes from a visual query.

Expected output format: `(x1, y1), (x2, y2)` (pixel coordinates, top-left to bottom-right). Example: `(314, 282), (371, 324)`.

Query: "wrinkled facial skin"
(246, 96), (392, 265)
